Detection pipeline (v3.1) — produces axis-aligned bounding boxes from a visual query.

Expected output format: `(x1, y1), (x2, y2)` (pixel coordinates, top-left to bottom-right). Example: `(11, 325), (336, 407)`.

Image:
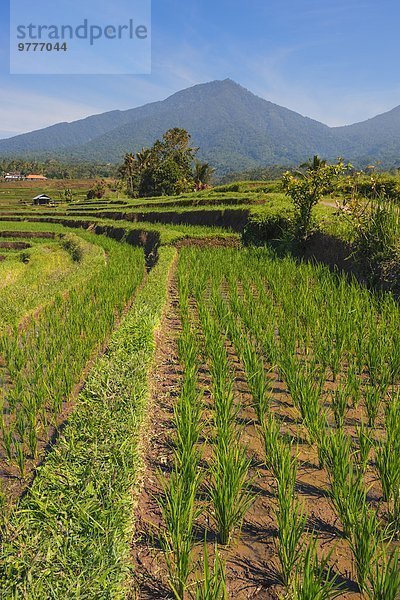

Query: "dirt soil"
(0, 241), (31, 249)
(0, 231), (57, 239)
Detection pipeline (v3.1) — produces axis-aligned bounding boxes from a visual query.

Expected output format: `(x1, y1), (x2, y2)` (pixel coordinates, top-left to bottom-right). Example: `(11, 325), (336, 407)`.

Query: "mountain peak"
(204, 78), (250, 92)
(1, 79), (400, 172)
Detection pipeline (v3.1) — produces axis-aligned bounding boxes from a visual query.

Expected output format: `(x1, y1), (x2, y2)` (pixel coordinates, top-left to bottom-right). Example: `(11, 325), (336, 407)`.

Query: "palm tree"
(136, 147), (151, 170)
(297, 155), (327, 176)
(193, 161), (214, 190)
(119, 152), (138, 196)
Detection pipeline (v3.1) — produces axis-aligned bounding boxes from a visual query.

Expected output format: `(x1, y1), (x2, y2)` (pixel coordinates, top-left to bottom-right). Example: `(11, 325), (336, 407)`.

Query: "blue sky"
(1, 0), (400, 138)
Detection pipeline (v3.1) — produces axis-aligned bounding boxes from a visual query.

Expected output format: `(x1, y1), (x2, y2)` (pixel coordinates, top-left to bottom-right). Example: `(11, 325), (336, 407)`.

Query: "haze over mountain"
(1, 79), (400, 174)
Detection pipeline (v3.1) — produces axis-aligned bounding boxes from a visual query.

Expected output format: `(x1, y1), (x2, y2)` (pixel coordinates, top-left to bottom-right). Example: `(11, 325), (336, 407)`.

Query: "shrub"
(61, 234), (84, 262)
(282, 156), (349, 241)
(242, 213), (292, 246)
(338, 175), (400, 286)
(338, 173), (400, 202)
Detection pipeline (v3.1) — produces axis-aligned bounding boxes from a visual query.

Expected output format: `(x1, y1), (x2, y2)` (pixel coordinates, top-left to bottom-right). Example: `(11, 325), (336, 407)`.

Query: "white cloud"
(2, 44), (400, 139)
(229, 47), (400, 126)
(248, 76), (400, 127)
(0, 131), (18, 139)
(0, 88), (104, 135)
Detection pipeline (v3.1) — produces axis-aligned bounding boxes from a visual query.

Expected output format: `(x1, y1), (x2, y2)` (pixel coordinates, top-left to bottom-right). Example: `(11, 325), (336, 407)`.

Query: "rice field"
(132, 247), (400, 599)
(0, 189), (398, 599)
(0, 222), (145, 507)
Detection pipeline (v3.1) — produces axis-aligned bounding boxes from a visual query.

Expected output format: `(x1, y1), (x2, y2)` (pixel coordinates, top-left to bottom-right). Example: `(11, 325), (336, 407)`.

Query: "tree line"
(0, 159), (118, 180)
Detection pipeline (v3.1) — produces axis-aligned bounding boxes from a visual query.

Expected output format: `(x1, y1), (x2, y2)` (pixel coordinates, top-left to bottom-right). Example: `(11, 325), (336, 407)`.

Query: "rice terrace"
(3, 0), (400, 592)
(0, 132), (400, 600)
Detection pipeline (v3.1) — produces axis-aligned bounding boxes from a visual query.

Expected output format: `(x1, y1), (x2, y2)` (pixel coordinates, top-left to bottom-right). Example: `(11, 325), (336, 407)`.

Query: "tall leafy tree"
(120, 128), (198, 197)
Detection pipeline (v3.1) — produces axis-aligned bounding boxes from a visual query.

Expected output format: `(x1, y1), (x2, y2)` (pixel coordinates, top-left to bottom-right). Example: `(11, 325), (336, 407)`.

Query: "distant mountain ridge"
(1, 79), (400, 173)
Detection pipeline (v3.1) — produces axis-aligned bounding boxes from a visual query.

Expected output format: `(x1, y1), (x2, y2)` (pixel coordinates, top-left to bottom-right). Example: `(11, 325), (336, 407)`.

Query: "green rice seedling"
(260, 413), (283, 476)
(283, 362), (324, 444)
(375, 443), (400, 536)
(313, 326), (332, 376)
(375, 393), (400, 535)
(365, 385), (382, 428)
(353, 329), (367, 378)
(241, 339), (272, 423)
(208, 438), (253, 546)
(366, 331), (391, 394)
(0, 418), (14, 462)
(159, 469), (202, 599)
(195, 540), (227, 600)
(161, 288), (205, 599)
(303, 393), (327, 447)
(292, 536), (343, 599)
(174, 366), (202, 454)
(231, 277), (276, 362)
(315, 422), (330, 470)
(275, 441), (298, 499)
(324, 428), (352, 483)
(211, 287), (272, 424)
(175, 246), (400, 594)
(276, 495), (307, 588)
(329, 334), (346, 384)
(331, 464), (367, 539)
(346, 364), (362, 408)
(195, 275), (254, 548)
(196, 308), (236, 438)
(388, 331), (400, 387)
(277, 342), (297, 388)
(13, 438), (26, 479)
(367, 547), (400, 600)
(273, 442), (306, 587)
(27, 424), (38, 461)
(325, 431), (366, 538)
(375, 435), (400, 506)
(276, 344), (295, 379)
(356, 421), (373, 472)
(385, 391), (400, 438)
(27, 412), (39, 460)
(212, 377), (236, 444)
(349, 508), (381, 593)
(331, 386), (348, 429)
(15, 410), (28, 445)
